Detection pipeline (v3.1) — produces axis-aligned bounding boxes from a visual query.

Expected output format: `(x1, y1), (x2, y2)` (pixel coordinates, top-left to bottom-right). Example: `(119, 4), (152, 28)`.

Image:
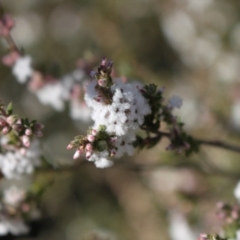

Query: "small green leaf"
(6, 102), (13, 115)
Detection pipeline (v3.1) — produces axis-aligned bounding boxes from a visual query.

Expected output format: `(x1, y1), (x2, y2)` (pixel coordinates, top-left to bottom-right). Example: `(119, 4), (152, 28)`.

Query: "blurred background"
(1, 0), (240, 239)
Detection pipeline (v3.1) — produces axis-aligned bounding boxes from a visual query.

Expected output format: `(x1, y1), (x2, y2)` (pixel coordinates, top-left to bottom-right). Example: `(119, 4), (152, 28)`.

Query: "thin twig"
(157, 131), (240, 154)
(196, 138), (240, 154)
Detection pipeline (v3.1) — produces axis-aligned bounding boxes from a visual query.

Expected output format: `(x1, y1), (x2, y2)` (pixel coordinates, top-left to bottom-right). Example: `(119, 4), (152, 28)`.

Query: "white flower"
(89, 151), (113, 168)
(0, 140), (41, 179)
(85, 79), (151, 136)
(35, 82), (65, 111)
(169, 212), (196, 240)
(69, 100), (91, 122)
(231, 101), (240, 130)
(169, 96), (183, 109)
(3, 186), (26, 206)
(0, 217), (29, 236)
(236, 230), (240, 240)
(82, 78), (152, 167)
(95, 158), (113, 168)
(12, 56), (33, 84)
(234, 181), (240, 202)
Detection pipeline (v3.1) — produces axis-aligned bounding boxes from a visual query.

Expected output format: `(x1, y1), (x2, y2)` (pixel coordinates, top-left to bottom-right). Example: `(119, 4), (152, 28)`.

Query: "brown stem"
(157, 131), (240, 154)
(4, 34), (20, 53)
(195, 138), (240, 154)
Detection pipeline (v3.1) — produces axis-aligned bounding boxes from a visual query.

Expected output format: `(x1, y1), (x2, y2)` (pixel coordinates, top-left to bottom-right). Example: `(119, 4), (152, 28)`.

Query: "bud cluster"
(0, 101), (43, 179)
(0, 101), (43, 153)
(68, 125), (117, 168)
(198, 234), (226, 240)
(216, 202), (240, 223)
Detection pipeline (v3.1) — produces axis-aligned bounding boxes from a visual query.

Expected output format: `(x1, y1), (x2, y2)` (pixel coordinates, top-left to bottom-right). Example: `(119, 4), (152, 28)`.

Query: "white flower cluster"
(234, 181), (240, 202)
(0, 186), (29, 236)
(11, 55), (91, 121)
(12, 56), (33, 84)
(0, 185), (40, 236)
(83, 78), (151, 167)
(0, 217), (29, 236)
(0, 140), (41, 179)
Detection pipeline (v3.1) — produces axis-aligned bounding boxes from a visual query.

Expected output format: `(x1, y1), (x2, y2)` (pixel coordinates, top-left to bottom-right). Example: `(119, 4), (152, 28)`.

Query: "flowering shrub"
(0, 3), (240, 240)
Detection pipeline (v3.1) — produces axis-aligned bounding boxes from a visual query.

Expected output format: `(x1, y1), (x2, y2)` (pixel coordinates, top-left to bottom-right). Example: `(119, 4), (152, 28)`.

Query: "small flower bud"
(73, 150), (81, 160)
(22, 135), (30, 148)
(66, 144), (73, 150)
(101, 57), (107, 66)
(85, 143), (93, 152)
(25, 128), (32, 136)
(2, 126), (10, 134)
(231, 209), (239, 219)
(87, 135), (95, 142)
(198, 234), (208, 240)
(86, 151), (92, 159)
(91, 129), (97, 136)
(98, 79), (107, 87)
(0, 119), (6, 127)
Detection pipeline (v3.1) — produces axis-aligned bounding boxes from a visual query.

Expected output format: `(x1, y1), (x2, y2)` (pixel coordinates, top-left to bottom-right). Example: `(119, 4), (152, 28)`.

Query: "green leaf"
(6, 102), (13, 115)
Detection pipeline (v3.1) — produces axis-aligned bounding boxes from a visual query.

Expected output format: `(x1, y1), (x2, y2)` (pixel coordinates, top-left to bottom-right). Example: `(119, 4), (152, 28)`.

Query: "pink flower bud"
(87, 135), (95, 142)
(2, 126), (10, 134)
(91, 129), (97, 136)
(73, 150), (81, 160)
(85, 143), (93, 152)
(0, 119), (7, 127)
(86, 151), (92, 159)
(25, 128), (32, 136)
(101, 57), (107, 66)
(66, 144), (73, 150)
(198, 234), (208, 240)
(2, 51), (19, 66)
(231, 210), (239, 219)
(98, 79), (107, 87)
(22, 135), (30, 147)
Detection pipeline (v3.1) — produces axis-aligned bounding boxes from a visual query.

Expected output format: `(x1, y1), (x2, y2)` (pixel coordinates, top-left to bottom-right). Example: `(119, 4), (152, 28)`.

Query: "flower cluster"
(0, 185), (41, 236)
(6, 55), (92, 121)
(0, 101), (43, 178)
(67, 58), (153, 167)
(0, 11), (91, 122)
(197, 182), (240, 240)
(0, 100), (44, 236)
(67, 58), (194, 168)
